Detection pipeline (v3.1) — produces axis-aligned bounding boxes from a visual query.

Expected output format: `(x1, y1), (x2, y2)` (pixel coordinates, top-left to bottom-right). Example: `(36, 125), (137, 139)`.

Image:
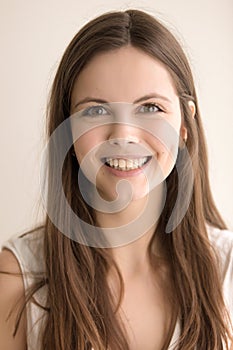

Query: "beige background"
(1, 0), (233, 246)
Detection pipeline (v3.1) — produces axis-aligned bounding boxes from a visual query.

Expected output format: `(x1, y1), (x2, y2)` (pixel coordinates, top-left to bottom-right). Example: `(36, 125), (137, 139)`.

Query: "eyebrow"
(73, 93), (172, 109)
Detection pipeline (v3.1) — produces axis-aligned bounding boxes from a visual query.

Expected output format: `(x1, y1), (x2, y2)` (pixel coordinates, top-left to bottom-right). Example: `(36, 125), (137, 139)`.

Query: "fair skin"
(0, 249), (26, 350)
(1, 252), (233, 349)
(1, 45), (232, 349)
(70, 45), (195, 349)
(71, 45), (194, 275)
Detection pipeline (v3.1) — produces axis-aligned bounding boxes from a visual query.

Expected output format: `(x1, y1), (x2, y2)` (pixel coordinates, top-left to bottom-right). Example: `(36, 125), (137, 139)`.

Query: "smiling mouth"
(101, 156), (152, 171)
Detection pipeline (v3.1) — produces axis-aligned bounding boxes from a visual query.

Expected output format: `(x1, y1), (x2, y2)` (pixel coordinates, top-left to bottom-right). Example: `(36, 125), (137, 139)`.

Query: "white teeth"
(105, 157), (149, 171)
(138, 159), (143, 166)
(126, 159), (133, 169)
(118, 159), (126, 168)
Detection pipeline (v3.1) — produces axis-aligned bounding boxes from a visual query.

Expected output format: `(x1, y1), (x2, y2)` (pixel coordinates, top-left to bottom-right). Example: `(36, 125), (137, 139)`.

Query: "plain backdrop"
(0, 0), (233, 246)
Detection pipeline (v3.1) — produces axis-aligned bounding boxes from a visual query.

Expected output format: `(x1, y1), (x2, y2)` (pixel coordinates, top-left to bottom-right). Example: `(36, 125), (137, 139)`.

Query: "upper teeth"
(105, 157), (149, 170)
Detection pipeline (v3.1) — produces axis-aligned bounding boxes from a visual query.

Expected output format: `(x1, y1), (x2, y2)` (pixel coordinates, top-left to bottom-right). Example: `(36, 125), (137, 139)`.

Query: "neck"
(95, 182), (166, 279)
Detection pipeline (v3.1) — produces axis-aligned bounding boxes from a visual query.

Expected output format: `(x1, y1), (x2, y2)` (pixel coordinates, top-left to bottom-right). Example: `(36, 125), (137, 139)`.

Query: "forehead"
(71, 46), (178, 105)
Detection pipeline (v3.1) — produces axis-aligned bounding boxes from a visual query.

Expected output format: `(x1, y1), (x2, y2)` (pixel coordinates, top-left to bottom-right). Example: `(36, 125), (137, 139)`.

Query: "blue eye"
(136, 103), (162, 114)
(81, 105), (109, 117)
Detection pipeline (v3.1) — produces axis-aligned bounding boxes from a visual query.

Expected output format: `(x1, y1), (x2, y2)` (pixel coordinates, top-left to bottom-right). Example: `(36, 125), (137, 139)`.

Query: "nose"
(108, 124), (139, 146)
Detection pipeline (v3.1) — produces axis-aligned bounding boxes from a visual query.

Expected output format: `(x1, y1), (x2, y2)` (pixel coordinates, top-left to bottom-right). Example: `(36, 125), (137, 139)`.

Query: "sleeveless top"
(1, 224), (233, 349)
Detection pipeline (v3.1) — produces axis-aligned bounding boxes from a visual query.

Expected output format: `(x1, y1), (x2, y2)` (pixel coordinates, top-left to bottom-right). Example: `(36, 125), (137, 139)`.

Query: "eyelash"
(81, 102), (164, 117)
(136, 103), (163, 114)
(81, 105), (109, 116)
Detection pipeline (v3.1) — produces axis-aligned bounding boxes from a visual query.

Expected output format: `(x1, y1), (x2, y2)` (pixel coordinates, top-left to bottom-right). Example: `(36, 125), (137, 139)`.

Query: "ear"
(179, 101), (196, 146)
(188, 100), (196, 119)
(180, 100), (196, 143)
(180, 124), (188, 144)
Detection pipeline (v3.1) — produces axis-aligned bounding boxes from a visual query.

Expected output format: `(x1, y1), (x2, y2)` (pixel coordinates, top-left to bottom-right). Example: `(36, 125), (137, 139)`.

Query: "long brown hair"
(15, 9), (233, 349)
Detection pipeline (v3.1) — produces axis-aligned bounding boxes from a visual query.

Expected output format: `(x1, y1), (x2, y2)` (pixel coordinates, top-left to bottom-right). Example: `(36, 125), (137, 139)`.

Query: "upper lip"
(96, 145), (154, 162)
(103, 154), (151, 159)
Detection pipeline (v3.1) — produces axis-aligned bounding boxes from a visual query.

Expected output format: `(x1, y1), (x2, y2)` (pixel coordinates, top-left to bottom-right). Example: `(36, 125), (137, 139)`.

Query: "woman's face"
(70, 46), (189, 204)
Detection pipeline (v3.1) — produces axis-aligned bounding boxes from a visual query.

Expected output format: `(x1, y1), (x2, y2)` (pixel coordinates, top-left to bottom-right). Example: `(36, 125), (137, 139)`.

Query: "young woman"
(0, 9), (232, 350)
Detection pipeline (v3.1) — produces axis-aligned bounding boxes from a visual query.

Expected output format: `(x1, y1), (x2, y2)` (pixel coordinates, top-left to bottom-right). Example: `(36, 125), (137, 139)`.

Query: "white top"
(1, 224), (233, 349)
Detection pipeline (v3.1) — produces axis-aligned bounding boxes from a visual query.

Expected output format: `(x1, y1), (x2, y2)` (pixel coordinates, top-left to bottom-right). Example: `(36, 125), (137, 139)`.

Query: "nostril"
(125, 135), (139, 144)
(108, 138), (120, 146)
(108, 136), (139, 146)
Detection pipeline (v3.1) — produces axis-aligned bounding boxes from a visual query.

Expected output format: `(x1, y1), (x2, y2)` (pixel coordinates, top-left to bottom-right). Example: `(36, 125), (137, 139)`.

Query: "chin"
(97, 179), (149, 203)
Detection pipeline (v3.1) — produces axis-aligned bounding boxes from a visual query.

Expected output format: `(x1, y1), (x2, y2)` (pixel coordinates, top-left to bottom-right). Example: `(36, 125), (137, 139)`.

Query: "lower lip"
(103, 159), (151, 177)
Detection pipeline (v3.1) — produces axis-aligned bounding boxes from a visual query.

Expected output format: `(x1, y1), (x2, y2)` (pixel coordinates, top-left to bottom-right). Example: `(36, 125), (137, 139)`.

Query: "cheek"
(145, 120), (181, 179)
(73, 129), (103, 163)
(146, 119), (181, 154)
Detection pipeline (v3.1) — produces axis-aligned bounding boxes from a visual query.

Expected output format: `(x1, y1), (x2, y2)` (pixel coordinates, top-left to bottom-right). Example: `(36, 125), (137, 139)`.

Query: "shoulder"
(0, 249), (27, 349)
(206, 223), (233, 262)
(2, 225), (45, 275)
(206, 224), (233, 277)
(206, 224), (233, 326)
(0, 248), (25, 297)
